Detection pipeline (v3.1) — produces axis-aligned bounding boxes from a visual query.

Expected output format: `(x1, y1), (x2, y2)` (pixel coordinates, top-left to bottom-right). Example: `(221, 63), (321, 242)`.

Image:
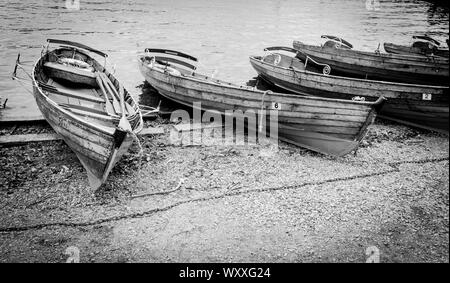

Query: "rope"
(304, 55), (331, 75)
(12, 77), (34, 96)
(259, 90), (271, 133)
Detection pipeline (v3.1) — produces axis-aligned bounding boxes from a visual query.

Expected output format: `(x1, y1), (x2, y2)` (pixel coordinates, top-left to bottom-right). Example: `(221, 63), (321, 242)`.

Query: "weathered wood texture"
(0, 127), (164, 146)
(249, 52), (449, 134)
(0, 133), (60, 145)
(293, 41), (449, 85)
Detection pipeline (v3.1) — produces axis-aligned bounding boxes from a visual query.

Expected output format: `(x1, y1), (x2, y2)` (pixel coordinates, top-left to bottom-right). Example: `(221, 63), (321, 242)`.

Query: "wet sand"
(0, 119), (448, 263)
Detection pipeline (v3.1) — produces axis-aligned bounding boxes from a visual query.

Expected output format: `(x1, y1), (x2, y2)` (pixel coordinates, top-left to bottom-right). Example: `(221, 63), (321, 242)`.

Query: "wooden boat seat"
(39, 82), (104, 103)
(44, 62), (96, 79)
(263, 53), (306, 70)
(60, 103), (109, 115)
(323, 40), (352, 49)
(61, 104), (119, 122)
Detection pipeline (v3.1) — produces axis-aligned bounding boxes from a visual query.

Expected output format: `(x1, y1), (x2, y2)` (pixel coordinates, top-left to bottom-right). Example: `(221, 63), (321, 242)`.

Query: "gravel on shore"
(0, 119), (448, 263)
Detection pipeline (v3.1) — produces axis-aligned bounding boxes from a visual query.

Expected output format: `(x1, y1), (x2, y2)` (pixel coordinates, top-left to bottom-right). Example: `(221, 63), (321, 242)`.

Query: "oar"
(101, 73), (126, 115)
(102, 74), (136, 117)
(118, 84), (136, 116)
(97, 72), (121, 115)
(117, 82), (132, 132)
(95, 72), (116, 115)
(97, 72), (130, 131)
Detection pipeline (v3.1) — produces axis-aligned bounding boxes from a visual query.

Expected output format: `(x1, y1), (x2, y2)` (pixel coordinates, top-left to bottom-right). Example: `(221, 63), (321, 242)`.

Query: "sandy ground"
(0, 119), (448, 263)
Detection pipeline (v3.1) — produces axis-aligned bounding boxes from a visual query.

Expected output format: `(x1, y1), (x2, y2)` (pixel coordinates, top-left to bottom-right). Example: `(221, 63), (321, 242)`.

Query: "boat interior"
(35, 47), (141, 130)
(254, 51), (331, 76)
(140, 54), (254, 90)
(259, 53), (306, 70)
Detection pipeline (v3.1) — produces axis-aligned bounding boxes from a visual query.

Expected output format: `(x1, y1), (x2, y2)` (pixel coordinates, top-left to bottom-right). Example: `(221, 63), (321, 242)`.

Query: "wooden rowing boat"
(249, 47), (449, 134)
(384, 35), (449, 58)
(19, 39), (143, 189)
(138, 49), (385, 157)
(293, 35), (449, 85)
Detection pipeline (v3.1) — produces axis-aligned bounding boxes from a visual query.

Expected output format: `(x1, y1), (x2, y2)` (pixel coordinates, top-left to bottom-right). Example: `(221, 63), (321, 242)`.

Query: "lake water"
(0, 0), (448, 120)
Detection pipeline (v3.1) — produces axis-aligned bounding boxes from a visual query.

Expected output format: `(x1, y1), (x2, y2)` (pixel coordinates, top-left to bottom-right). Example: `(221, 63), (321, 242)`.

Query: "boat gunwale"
(249, 53), (449, 90)
(293, 40), (450, 65)
(138, 55), (384, 107)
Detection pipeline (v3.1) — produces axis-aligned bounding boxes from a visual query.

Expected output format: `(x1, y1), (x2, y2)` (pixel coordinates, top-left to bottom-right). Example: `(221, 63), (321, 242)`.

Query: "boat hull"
(249, 55), (449, 134)
(293, 41), (449, 85)
(32, 84), (134, 189)
(31, 45), (143, 189)
(139, 57), (383, 157)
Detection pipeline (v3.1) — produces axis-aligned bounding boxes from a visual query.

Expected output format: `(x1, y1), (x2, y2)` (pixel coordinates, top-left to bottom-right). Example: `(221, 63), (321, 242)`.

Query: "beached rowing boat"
(13, 39), (143, 189)
(249, 47), (449, 134)
(293, 35), (449, 85)
(138, 48), (385, 157)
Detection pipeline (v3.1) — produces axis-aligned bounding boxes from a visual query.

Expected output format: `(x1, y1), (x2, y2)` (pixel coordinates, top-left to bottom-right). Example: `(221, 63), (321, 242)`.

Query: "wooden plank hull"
(32, 84), (134, 189)
(32, 47), (143, 189)
(249, 55), (449, 134)
(139, 57), (383, 157)
(293, 41), (449, 85)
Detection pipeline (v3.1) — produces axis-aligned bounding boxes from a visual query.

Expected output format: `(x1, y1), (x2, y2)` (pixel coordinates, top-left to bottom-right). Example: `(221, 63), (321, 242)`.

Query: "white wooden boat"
(16, 39), (143, 189)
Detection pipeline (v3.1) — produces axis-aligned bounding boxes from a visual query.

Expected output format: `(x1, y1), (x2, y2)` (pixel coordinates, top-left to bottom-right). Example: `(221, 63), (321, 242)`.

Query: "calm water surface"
(0, 0), (448, 119)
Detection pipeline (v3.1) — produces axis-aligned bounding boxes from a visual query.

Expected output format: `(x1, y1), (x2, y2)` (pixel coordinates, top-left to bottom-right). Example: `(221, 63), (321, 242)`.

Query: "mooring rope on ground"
(0, 156), (447, 233)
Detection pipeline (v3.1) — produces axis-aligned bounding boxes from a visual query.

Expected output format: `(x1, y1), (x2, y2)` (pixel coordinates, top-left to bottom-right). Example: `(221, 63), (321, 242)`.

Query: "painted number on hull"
(271, 102), (281, 110)
(422, 93), (432, 101)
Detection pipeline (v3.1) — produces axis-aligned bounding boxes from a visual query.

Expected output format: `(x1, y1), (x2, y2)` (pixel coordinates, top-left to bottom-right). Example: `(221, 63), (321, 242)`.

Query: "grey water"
(0, 0), (448, 119)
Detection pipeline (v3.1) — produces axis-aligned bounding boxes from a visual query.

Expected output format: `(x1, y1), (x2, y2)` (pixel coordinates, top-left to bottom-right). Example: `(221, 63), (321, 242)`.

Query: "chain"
(0, 156), (447, 233)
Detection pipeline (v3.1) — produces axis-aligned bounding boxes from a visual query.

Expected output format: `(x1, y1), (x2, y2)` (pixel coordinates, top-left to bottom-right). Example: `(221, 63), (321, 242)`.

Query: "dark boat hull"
(293, 41), (449, 85)
(249, 55), (449, 134)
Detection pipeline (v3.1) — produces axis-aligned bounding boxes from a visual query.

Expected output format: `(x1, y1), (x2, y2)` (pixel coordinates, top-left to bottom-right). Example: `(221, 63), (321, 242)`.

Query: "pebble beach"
(0, 118), (448, 263)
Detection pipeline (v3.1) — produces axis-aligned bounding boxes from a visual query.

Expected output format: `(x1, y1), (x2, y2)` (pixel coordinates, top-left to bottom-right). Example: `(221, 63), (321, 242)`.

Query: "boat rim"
(139, 55), (385, 107)
(249, 54), (449, 89)
(292, 40), (450, 64)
